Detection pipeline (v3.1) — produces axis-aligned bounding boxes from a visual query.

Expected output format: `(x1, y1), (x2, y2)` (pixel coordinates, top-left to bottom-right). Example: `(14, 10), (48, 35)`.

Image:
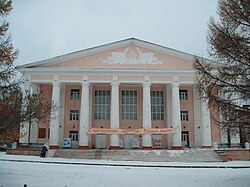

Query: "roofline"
(16, 38), (217, 69)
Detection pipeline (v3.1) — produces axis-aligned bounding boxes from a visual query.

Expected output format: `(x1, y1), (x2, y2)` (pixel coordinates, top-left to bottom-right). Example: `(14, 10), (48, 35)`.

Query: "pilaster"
(201, 99), (212, 148)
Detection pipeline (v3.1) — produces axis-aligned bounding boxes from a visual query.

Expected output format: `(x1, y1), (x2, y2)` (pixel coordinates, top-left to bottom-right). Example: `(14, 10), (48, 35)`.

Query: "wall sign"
(87, 128), (174, 135)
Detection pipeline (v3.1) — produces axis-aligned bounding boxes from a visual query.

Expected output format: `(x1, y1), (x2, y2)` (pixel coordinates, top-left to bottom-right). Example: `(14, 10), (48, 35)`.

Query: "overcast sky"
(8, 0), (218, 66)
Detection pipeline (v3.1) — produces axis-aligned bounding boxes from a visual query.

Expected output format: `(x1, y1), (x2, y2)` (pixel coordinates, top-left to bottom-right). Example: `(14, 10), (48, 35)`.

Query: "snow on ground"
(0, 152), (250, 187)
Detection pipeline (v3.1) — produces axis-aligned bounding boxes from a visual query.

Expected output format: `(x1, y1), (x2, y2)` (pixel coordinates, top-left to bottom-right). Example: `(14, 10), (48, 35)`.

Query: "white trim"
(17, 38), (217, 69)
(19, 68), (196, 77)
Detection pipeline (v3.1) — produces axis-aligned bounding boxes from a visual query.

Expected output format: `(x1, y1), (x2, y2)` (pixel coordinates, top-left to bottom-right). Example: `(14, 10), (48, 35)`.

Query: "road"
(0, 160), (250, 187)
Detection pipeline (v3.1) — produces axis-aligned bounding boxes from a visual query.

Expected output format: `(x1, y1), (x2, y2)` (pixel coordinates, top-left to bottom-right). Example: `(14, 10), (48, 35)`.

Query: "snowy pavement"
(0, 152), (250, 168)
(0, 152), (250, 187)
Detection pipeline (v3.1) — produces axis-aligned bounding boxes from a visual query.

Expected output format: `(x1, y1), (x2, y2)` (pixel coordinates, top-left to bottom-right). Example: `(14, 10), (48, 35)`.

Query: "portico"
(17, 38), (219, 150)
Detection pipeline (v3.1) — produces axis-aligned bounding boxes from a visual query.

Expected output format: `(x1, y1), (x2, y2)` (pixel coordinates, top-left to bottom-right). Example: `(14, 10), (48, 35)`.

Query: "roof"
(16, 38), (216, 69)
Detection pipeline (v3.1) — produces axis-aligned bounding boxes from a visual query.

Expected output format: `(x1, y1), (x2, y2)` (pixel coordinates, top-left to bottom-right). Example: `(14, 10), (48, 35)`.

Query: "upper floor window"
(94, 90), (110, 120)
(180, 111), (189, 121)
(70, 89), (80, 99)
(122, 90), (137, 120)
(151, 90), (164, 120)
(70, 110), (79, 121)
(179, 90), (188, 100)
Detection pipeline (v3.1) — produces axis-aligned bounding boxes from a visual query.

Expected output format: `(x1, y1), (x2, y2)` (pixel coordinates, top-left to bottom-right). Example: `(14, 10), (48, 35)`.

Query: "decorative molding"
(102, 45), (164, 65)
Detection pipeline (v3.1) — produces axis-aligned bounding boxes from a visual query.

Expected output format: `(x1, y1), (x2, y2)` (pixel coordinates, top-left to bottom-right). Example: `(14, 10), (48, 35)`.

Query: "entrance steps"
(52, 148), (223, 162)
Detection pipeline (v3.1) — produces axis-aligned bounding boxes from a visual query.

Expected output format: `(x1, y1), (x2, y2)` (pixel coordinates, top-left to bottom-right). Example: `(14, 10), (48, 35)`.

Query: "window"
(38, 128), (46, 138)
(69, 131), (78, 142)
(181, 131), (189, 142)
(94, 90), (110, 120)
(151, 90), (164, 120)
(180, 111), (189, 121)
(179, 90), (188, 100)
(70, 110), (79, 121)
(122, 90), (137, 120)
(70, 89), (80, 99)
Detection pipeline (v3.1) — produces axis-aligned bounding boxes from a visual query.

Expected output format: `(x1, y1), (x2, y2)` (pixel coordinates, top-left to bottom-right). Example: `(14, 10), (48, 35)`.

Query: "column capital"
(171, 82), (180, 88)
(81, 81), (90, 86)
(142, 81), (151, 87)
(111, 81), (120, 87)
(52, 81), (61, 87)
(25, 81), (32, 86)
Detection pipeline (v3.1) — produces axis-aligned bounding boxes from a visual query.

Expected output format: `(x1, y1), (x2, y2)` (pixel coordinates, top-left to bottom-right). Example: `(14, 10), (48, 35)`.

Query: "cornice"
(19, 67), (196, 77)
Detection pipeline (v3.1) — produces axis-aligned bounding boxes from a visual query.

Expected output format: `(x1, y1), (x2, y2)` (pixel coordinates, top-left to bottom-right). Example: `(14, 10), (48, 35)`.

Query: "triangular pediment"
(17, 38), (209, 70)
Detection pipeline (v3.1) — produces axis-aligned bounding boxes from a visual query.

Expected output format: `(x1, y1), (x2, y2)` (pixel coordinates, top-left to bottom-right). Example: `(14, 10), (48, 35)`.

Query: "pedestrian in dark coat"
(40, 144), (48, 158)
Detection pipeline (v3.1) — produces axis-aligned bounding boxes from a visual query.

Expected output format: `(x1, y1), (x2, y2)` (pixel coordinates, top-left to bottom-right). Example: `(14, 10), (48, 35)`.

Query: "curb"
(1, 159), (250, 169)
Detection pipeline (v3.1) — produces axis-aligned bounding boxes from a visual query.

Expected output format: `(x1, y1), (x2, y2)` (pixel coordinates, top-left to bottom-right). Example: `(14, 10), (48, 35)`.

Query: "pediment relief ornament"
(102, 46), (164, 65)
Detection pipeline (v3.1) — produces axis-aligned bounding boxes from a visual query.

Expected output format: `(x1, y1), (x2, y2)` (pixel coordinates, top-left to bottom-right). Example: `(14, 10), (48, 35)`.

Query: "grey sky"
(8, 0), (218, 66)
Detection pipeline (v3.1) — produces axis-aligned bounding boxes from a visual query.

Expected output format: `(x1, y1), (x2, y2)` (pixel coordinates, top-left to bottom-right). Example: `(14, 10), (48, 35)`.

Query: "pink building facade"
(17, 38), (221, 150)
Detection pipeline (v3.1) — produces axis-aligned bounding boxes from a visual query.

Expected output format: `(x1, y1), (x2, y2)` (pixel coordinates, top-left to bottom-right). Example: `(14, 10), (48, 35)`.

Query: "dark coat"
(40, 146), (48, 158)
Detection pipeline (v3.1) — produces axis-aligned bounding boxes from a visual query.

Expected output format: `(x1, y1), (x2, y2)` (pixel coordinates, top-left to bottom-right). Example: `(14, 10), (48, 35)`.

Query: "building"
(17, 38), (222, 150)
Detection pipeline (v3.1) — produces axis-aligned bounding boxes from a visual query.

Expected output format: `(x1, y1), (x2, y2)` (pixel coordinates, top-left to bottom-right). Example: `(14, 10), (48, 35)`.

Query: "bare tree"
(0, 0), (56, 143)
(0, 0), (19, 142)
(194, 0), (250, 145)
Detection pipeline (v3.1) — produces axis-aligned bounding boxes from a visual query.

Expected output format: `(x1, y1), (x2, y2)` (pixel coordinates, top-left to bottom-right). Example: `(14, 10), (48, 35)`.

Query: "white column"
(166, 85), (172, 149)
(30, 84), (39, 144)
(201, 99), (212, 148)
(19, 81), (32, 145)
(171, 82), (182, 149)
(79, 81), (90, 149)
(49, 81), (61, 149)
(142, 82), (152, 149)
(110, 81), (120, 149)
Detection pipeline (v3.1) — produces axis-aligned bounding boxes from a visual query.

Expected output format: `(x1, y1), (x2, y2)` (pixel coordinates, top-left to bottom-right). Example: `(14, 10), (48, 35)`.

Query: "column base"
(109, 146), (120, 150)
(79, 146), (89, 150)
(202, 146), (212, 149)
(49, 145), (59, 149)
(142, 146), (153, 150)
(171, 146), (183, 150)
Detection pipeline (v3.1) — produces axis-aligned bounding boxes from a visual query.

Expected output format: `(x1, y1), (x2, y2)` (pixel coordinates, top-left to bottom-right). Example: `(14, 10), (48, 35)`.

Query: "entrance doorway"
(96, 134), (106, 149)
(124, 135), (133, 149)
(181, 131), (190, 148)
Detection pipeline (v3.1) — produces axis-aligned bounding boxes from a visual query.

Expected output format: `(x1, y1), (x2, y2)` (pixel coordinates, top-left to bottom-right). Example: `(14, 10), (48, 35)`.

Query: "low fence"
(6, 148), (41, 156)
(215, 149), (250, 161)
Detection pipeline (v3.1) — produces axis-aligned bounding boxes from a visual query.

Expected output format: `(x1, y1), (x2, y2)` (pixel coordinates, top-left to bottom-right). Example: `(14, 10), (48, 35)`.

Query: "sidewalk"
(1, 152), (250, 168)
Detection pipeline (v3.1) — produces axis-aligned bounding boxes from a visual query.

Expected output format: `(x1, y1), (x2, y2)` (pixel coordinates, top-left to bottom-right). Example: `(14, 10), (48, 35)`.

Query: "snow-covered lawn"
(0, 152), (250, 187)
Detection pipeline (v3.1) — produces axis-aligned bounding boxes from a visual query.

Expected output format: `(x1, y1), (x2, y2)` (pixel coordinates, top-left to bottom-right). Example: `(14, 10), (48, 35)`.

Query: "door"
(96, 134), (106, 149)
(124, 135), (133, 149)
(181, 131), (190, 148)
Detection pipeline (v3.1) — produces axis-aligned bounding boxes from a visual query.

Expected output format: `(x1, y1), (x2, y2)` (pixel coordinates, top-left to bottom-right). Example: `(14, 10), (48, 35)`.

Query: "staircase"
(52, 148), (223, 162)
(215, 150), (228, 161)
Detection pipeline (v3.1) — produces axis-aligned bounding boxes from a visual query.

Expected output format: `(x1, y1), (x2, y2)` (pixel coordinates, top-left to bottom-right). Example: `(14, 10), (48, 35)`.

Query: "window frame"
(180, 110), (189, 121)
(94, 90), (110, 120)
(151, 90), (164, 120)
(179, 90), (188, 100)
(70, 110), (79, 121)
(70, 89), (80, 100)
(121, 90), (138, 120)
(69, 131), (78, 142)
